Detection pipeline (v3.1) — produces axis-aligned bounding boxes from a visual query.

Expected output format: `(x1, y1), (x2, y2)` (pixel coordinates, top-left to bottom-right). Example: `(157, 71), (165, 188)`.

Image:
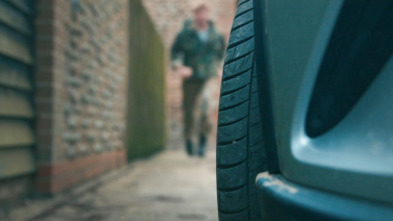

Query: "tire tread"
(217, 1), (265, 220)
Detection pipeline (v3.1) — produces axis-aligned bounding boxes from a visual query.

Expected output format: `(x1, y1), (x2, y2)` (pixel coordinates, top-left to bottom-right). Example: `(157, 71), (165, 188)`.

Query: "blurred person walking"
(171, 1), (225, 157)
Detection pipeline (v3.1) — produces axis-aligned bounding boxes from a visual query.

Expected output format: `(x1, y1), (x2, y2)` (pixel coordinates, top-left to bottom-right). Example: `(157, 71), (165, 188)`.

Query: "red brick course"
(35, 150), (126, 194)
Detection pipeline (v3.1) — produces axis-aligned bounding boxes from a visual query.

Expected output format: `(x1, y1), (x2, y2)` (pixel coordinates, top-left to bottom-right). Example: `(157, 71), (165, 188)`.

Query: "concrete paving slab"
(32, 149), (218, 221)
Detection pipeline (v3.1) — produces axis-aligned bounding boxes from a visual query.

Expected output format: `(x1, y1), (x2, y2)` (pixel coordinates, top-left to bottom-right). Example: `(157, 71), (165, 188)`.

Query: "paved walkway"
(33, 150), (218, 221)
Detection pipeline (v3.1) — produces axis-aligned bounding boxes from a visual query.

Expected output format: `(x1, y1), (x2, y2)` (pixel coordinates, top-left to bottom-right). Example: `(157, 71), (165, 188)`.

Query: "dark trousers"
(182, 79), (211, 140)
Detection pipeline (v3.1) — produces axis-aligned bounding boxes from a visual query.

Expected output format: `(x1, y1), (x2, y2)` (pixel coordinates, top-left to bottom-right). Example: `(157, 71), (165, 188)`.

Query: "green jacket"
(171, 19), (225, 80)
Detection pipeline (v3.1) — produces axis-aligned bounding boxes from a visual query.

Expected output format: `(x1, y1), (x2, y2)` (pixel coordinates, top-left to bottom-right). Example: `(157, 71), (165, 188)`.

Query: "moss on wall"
(127, 0), (166, 160)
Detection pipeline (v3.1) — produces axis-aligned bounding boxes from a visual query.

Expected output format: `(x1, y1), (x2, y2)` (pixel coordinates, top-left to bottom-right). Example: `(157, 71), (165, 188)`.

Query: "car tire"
(216, 0), (267, 220)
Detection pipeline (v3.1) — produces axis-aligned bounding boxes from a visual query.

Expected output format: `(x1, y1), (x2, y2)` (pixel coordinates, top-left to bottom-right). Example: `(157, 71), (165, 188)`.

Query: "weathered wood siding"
(0, 0), (35, 179)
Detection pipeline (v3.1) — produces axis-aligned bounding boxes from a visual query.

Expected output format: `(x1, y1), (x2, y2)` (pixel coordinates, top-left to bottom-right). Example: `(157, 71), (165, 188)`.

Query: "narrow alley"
(0, 0), (236, 220)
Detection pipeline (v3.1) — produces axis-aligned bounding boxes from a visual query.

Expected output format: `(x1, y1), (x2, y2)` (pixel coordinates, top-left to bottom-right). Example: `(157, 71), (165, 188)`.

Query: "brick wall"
(142, 0), (237, 47)
(35, 0), (128, 194)
(142, 0), (237, 146)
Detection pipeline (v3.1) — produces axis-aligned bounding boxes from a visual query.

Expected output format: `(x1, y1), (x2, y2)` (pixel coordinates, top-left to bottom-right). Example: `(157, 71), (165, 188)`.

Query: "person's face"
(194, 7), (209, 25)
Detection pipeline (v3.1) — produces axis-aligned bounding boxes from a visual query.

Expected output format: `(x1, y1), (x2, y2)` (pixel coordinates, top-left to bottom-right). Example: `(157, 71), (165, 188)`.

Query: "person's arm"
(171, 32), (185, 70)
(171, 31), (193, 78)
(216, 34), (226, 60)
(214, 34), (226, 78)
